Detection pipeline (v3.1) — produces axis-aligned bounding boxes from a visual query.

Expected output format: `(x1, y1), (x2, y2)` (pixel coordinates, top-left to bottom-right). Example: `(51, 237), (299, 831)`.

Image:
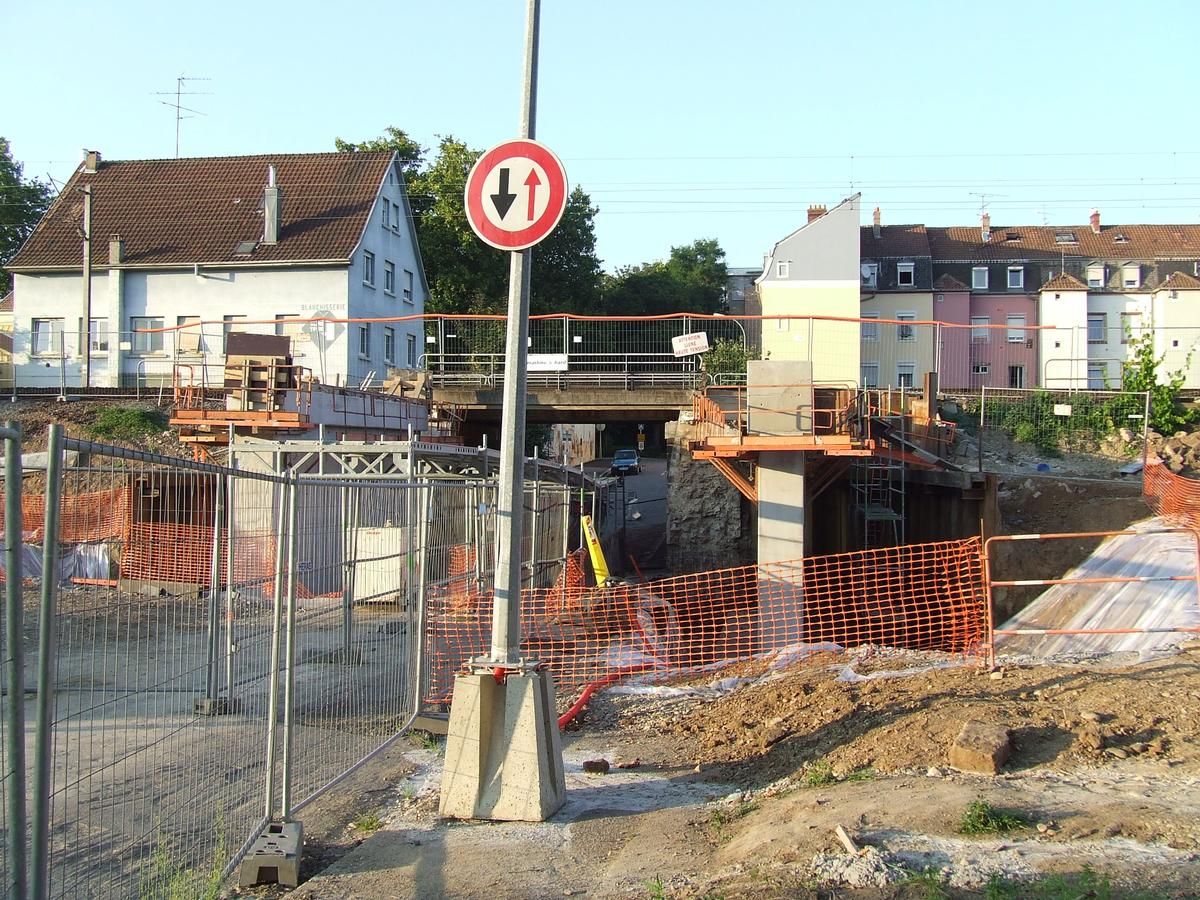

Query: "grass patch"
(352, 813), (383, 833)
(984, 865), (1158, 899)
(411, 730), (442, 752)
(959, 799), (1029, 835)
(644, 875), (667, 899)
(844, 766), (876, 782)
(87, 406), (168, 442)
(902, 866), (950, 900)
(801, 760), (837, 788)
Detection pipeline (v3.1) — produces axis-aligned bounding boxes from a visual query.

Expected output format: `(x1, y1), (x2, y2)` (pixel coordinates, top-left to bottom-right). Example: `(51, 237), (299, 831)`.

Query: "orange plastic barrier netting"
(423, 536), (987, 710)
(1, 487), (133, 544)
(1144, 456), (1200, 531)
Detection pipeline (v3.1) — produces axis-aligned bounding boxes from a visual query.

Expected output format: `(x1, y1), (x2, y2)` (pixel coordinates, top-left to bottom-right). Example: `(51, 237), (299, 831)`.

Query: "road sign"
(671, 332), (710, 357)
(464, 139), (568, 251)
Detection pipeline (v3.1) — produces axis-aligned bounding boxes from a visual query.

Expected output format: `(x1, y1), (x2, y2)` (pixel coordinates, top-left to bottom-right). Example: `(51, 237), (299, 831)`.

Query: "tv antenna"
(153, 75), (211, 158)
(968, 192), (1007, 217)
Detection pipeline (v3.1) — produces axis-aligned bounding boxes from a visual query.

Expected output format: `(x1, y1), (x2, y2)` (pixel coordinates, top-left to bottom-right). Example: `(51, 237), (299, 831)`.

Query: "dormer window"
(860, 263), (878, 288)
(1004, 231), (1021, 242)
(972, 266), (989, 290)
(1055, 231), (1077, 244)
(1007, 266), (1024, 290)
(1122, 264), (1141, 289)
(1087, 265), (1106, 289)
(1114, 233), (1129, 244)
(897, 262), (915, 288)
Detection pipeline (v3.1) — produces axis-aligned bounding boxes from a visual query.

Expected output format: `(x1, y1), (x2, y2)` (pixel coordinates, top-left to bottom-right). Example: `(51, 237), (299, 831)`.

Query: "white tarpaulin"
(0, 541), (112, 584)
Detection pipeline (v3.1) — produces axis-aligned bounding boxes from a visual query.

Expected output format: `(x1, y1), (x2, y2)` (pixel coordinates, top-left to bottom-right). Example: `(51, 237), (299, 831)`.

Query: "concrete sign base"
(439, 669), (566, 821)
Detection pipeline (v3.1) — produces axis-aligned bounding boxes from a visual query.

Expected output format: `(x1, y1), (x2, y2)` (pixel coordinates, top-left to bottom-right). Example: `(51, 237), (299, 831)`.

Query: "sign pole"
(490, 0), (539, 665)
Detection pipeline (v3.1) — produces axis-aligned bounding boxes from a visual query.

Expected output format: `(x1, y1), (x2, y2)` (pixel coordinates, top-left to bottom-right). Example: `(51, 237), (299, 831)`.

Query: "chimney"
(807, 204), (827, 224)
(263, 165), (282, 245)
(1089, 208), (1101, 234)
(108, 234), (124, 265)
(981, 212), (991, 243)
(83, 149), (101, 174)
(872, 207), (881, 239)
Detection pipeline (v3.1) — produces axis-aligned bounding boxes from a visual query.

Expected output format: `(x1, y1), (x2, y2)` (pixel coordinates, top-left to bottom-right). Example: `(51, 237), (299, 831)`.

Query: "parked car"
(610, 448), (641, 476)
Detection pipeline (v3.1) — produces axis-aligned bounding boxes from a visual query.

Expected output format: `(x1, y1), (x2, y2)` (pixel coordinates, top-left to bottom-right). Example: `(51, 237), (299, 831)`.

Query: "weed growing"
(959, 799), (1029, 835)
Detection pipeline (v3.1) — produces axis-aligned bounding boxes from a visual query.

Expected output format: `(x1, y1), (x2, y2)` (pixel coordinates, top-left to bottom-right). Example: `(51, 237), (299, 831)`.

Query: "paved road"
(586, 455), (669, 573)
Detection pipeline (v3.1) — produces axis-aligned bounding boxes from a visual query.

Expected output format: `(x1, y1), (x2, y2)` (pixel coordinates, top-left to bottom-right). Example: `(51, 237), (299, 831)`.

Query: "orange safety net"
(1144, 456), (1200, 531)
(1, 487), (133, 544)
(423, 536), (987, 710)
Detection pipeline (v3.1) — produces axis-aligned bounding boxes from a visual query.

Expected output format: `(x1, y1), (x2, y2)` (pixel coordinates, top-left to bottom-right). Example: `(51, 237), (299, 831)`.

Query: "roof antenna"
(152, 74), (212, 158)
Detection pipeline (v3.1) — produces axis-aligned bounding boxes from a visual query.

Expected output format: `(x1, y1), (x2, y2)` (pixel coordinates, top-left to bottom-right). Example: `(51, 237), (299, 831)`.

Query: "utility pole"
(80, 184), (92, 388)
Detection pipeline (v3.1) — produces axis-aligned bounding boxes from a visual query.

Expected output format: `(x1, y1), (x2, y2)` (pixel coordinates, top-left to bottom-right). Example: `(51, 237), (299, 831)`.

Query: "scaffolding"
(853, 389), (907, 549)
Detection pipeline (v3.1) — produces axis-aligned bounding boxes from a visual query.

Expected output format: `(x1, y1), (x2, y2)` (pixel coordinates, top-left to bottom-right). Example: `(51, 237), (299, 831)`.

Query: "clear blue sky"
(5, 0), (1198, 272)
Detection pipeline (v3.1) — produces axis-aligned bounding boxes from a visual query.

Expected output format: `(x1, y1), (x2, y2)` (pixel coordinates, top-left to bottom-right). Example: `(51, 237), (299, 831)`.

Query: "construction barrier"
(984, 529), (1200, 666)
(1143, 456), (1200, 531)
(423, 536), (988, 707)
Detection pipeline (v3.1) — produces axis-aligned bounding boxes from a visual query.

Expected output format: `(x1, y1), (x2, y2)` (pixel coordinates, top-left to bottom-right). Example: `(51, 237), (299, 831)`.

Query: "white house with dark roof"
(5, 149), (428, 389)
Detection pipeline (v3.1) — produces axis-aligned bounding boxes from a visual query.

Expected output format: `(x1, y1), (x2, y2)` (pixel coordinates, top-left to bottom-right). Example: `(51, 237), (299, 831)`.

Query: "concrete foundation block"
(948, 720), (1011, 774)
(238, 820), (303, 888)
(439, 669), (566, 821)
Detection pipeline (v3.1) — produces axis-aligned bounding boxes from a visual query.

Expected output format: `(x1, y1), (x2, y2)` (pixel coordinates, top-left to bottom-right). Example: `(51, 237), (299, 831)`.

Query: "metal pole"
(263, 478), (289, 820)
(488, 0), (540, 666)
(223, 470), (236, 700)
(2, 424), (27, 900)
(415, 483), (431, 713)
(30, 423), (65, 899)
(204, 474), (226, 700)
(280, 478), (300, 818)
(978, 385), (986, 473)
(81, 183), (92, 389)
(341, 486), (358, 663)
(529, 448), (540, 588)
(58, 330), (66, 402)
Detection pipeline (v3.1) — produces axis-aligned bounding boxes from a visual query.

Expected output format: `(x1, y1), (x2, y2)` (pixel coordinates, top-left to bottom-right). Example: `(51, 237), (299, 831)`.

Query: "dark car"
(610, 449), (641, 476)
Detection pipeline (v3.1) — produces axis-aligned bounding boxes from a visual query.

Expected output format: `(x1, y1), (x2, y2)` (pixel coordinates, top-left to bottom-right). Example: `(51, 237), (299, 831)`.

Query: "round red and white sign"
(464, 139), (568, 251)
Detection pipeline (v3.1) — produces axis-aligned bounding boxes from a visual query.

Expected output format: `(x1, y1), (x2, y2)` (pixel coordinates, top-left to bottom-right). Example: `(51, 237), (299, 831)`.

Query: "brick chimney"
(872, 207), (881, 239)
(263, 165), (283, 245)
(807, 204), (827, 224)
(108, 234), (124, 264)
(1089, 208), (1101, 234)
(83, 149), (101, 174)
(981, 212), (991, 243)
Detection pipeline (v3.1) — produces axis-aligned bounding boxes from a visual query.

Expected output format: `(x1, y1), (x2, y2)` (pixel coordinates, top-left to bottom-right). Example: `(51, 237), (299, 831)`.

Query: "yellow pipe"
(581, 514), (610, 583)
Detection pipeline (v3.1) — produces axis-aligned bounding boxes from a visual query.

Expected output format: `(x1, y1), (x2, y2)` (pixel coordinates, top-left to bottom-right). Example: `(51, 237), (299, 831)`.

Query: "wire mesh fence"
(978, 387), (1149, 463)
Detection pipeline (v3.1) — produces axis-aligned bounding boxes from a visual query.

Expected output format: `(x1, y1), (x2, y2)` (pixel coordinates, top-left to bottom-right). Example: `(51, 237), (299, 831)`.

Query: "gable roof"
(1159, 271), (1200, 291)
(932, 273), (969, 291)
(860, 224), (930, 258)
(7, 151), (398, 271)
(0, 291), (11, 312)
(1040, 272), (1088, 292)
(927, 224), (1200, 262)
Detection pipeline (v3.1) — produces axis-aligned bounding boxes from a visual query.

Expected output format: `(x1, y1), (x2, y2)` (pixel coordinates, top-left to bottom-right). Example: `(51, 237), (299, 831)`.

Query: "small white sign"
(1053, 403), (1072, 417)
(528, 353), (569, 372)
(671, 332), (710, 357)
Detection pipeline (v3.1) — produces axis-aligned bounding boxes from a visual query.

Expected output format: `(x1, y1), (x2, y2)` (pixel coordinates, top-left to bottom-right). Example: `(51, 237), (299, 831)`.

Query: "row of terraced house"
(745, 195), (1200, 392)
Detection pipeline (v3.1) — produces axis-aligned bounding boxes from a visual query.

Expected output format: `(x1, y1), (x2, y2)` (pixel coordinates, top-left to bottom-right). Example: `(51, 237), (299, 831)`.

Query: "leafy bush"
(1121, 329), (1198, 435)
(87, 407), (168, 442)
(701, 338), (749, 377)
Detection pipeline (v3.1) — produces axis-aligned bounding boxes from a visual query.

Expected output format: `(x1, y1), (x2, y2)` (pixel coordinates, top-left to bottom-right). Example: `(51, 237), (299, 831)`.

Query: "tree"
(665, 238), (727, 313)
(600, 238), (728, 316)
(0, 137), (54, 295)
(530, 186), (601, 315)
(1121, 328), (1197, 435)
(334, 126), (424, 183)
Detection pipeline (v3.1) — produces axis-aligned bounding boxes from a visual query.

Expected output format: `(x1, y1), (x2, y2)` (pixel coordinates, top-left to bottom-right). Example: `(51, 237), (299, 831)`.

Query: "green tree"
(0, 137), (54, 294)
(600, 238), (728, 316)
(334, 126), (425, 183)
(530, 186), (601, 315)
(1121, 328), (1197, 434)
(665, 238), (727, 313)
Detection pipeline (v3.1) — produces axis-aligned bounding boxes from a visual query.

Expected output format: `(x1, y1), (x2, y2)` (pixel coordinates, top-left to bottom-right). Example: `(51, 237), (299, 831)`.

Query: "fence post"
(529, 449), (540, 588)
(341, 485), (359, 663)
(2, 423), (27, 900)
(203, 474), (226, 702)
(280, 477), (300, 820)
(978, 385), (986, 473)
(262, 477), (290, 821)
(31, 423), (65, 899)
(224, 471), (237, 702)
(415, 482), (431, 716)
(1141, 390), (1152, 476)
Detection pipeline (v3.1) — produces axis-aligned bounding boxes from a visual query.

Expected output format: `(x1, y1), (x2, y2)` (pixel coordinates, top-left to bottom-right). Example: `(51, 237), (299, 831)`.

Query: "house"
(0, 291), (12, 390)
(5, 149), (428, 390)
(756, 195), (861, 386)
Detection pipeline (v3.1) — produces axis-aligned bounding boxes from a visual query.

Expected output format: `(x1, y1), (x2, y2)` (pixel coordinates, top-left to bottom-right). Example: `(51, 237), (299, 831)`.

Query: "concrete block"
(440, 670), (566, 821)
(948, 721), (1011, 774)
(238, 820), (303, 888)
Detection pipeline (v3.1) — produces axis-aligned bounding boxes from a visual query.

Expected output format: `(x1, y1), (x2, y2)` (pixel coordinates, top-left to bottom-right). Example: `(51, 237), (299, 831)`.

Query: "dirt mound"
(3, 398), (192, 458)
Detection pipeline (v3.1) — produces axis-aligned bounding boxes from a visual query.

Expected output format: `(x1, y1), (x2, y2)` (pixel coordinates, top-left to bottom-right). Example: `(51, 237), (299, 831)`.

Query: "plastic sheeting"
(0, 541), (112, 584)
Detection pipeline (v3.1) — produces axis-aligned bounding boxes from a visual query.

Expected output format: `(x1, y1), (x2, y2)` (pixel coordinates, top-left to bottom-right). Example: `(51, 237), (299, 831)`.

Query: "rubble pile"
(1153, 430), (1200, 477)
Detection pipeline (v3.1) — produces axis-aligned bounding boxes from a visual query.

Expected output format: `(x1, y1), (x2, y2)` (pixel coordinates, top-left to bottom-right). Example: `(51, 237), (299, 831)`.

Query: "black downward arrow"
(490, 168), (517, 220)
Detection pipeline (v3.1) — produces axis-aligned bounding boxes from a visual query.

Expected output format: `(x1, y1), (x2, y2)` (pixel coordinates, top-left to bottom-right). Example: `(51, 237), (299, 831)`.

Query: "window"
(1088, 362), (1106, 389)
(1120, 311), (1142, 343)
(972, 364), (990, 376)
(897, 262), (915, 288)
(1055, 231), (1077, 244)
(31, 318), (64, 355)
(384, 260), (396, 295)
(1088, 312), (1107, 344)
(363, 250), (376, 287)
(776, 261), (790, 278)
(391, 202), (400, 233)
(403, 269), (414, 304)
(383, 327), (395, 364)
(1194, 262), (1200, 277)
(1008, 365), (1025, 389)
(897, 312), (915, 342)
(407, 334), (417, 367)
(1006, 314), (1026, 343)
(358, 324), (371, 358)
(381, 201), (390, 230)
(1007, 266), (1024, 290)
(860, 363), (879, 388)
(177, 316), (203, 354)
(80, 317), (108, 352)
(1122, 264), (1140, 289)
(972, 267), (988, 290)
(860, 263), (878, 288)
(1087, 265), (1106, 289)
(860, 312), (879, 342)
(131, 316), (164, 354)
(222, 315), (247, 353)
(970, 315), (990, 343)
(896, 363), (915, 388)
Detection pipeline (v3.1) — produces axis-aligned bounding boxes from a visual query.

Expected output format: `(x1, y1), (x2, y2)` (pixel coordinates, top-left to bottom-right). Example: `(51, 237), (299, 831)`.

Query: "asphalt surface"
(586, 455), (669, 572)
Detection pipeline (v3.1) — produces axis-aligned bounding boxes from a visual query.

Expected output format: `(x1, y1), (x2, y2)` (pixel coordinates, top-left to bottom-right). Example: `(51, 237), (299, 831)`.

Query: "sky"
(5, 0), (1199, 273)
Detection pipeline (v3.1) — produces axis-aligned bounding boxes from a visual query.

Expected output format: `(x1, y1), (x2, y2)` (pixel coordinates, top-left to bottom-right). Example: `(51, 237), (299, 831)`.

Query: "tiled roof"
(1040, 273), (1088, 292)
(932, 273), (969, 291)
(927, 224), (1200, 262)
(860, 225), (930, 258)
(7, 151), (395, 270)
(0, 292), (11, 312)
(1160, 271), (1200, 290)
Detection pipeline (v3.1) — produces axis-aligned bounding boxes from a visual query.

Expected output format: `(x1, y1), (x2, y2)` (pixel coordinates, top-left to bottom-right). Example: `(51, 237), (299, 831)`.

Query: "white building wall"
(1151, 288), (1200, 389)
(1086, 292), (1152, 389)
(1038, 288), (1088, 389)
